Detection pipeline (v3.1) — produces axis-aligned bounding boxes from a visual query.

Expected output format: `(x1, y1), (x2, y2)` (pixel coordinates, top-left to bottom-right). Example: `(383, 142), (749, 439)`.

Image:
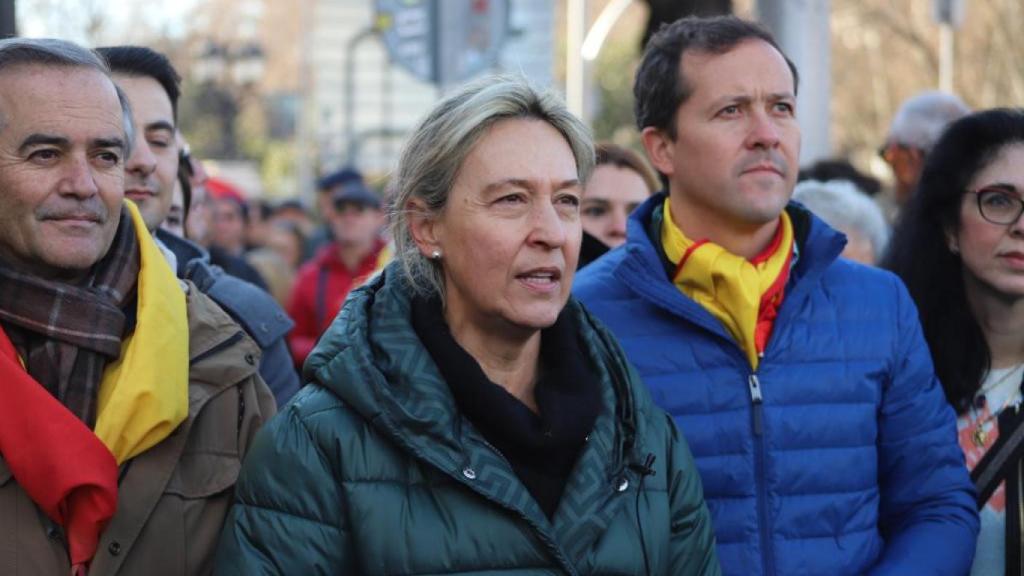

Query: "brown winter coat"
(0, 283), (276, 575)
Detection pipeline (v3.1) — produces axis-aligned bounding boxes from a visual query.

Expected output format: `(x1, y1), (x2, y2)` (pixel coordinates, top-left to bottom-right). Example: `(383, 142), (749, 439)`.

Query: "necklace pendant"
(973, 425), (988, 448)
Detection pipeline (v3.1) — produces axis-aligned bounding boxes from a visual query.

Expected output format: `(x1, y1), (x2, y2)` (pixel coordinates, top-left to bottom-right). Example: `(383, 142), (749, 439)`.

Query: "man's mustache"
(36, 199), (109, 223)
(737, 151), (789, 177)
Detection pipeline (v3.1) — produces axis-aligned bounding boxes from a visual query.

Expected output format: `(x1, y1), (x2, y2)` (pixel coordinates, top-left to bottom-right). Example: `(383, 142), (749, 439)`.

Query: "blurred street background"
(10, 0), (1021, 205)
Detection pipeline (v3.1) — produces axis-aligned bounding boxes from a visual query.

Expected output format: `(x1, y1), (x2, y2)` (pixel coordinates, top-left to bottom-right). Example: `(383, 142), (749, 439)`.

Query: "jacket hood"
(304, 263), (651, 476)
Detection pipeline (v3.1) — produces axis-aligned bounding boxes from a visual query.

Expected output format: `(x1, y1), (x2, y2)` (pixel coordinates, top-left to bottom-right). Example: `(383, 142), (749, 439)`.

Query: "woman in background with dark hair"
(577, 143), (657, 268)
(885, 108), (1024, 575)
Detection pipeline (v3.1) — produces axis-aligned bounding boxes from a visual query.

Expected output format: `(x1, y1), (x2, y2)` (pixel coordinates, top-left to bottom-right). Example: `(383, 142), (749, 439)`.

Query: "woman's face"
(267, 225), (303, 270)
(581, 164), (651, 248)
(955, 143), (1024, 299)
(428, 118), (582, 335)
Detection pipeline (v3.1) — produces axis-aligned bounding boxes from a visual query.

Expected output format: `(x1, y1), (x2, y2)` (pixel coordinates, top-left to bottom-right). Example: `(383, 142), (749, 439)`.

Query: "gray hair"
(793, 179), (890, 261)
(0, 38), (133, 156)
(390, 75), (595, 300)
(888, 91), (970, 153)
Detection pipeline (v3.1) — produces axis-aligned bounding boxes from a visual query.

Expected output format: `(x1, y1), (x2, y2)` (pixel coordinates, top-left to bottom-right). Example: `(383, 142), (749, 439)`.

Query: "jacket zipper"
(749, 373), (775, 575)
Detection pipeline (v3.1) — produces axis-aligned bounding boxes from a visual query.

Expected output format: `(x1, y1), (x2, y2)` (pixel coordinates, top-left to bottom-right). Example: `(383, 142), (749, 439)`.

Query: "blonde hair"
(390, 75), (594, 299)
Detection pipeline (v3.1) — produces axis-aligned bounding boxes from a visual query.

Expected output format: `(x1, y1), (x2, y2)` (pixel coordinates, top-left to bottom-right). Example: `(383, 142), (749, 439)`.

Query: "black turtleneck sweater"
(411, 296), (602, 518)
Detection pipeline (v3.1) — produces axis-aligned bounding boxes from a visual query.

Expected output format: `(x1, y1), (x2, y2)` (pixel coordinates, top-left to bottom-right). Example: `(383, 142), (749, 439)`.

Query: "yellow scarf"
(661, 198), (793, 370)
(93, 201), (189, 463)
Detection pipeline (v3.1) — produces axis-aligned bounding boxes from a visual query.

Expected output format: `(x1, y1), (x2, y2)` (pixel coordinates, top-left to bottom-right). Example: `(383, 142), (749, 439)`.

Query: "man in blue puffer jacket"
(574, 15), (978, 575)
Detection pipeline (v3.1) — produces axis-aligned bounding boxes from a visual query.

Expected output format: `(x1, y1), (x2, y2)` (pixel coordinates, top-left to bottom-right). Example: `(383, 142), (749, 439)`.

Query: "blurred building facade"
(180, 0), (558, 199)
(310, 0), (556, 176)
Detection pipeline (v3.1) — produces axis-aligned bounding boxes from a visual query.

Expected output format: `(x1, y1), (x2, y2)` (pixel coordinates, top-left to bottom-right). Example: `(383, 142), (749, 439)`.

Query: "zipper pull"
(748, 374), (764, 436)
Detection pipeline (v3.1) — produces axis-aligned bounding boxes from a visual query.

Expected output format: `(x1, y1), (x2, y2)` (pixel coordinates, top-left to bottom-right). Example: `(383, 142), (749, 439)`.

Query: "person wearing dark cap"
(307, 167), (365, 255)
(286, 179), (390, 368)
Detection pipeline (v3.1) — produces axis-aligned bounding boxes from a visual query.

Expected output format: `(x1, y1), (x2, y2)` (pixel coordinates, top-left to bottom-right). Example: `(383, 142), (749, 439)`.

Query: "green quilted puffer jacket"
(215, 266), (720, 575)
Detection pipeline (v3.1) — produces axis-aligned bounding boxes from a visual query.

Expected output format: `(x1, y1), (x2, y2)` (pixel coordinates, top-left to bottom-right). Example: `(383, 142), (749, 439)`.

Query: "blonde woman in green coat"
(214, 76), (719, 576)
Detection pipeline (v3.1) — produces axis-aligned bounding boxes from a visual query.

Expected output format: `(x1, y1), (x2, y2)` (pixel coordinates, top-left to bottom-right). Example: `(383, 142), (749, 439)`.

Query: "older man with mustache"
(574, 15), (978, 576)
(0, 38), (274, 575)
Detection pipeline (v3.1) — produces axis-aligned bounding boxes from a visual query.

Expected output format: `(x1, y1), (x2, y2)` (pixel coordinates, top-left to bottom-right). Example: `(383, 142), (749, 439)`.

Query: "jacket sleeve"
(869, 278), (979, 575)
(215, 404), (350, 575)
(665, 412), (722, 576)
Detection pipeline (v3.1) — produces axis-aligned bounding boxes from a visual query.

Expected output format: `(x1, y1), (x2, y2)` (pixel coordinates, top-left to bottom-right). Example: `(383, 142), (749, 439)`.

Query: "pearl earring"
(430, 250), (442, 260)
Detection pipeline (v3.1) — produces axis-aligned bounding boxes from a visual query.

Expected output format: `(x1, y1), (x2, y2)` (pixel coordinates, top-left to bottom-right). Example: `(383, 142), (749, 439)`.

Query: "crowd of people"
(1, 11), (1021, 576)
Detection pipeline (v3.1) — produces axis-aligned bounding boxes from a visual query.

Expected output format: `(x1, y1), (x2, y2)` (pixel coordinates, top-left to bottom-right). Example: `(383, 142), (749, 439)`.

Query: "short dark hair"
(97, 46), (181, 122)
(883, 108), (1024, 413)
(633, 15), (799, 139)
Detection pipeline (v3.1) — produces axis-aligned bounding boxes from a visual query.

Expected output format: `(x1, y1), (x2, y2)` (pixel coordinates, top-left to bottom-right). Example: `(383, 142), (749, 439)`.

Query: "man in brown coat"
(0, 38), (274, 575)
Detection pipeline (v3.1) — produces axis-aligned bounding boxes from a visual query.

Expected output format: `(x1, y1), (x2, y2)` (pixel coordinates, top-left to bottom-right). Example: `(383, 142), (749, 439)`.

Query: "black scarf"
(411, 296), (602, 518)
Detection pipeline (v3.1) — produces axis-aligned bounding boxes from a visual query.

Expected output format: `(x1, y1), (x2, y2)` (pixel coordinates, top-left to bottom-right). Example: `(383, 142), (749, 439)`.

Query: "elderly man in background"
(792, 179), (890, 265)
(0, 38), (274, 575)
(96, 45), (299, 407)
(880, 90), (970, 210)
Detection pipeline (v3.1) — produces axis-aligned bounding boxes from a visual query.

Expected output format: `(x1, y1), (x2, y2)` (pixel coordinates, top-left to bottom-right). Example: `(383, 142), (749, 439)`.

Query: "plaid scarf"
(0, 205), (140, 427)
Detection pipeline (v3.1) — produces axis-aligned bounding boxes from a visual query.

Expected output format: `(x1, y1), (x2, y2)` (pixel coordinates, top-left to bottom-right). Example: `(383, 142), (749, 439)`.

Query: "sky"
(17, 0), (199, 44)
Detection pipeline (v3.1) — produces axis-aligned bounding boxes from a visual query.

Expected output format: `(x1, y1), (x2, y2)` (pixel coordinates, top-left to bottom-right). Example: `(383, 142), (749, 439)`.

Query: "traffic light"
(641, 0), (732, 48)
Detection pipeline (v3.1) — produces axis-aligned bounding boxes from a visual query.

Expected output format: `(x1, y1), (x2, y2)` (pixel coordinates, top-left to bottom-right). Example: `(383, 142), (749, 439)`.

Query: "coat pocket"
(163, 452), (241, 498)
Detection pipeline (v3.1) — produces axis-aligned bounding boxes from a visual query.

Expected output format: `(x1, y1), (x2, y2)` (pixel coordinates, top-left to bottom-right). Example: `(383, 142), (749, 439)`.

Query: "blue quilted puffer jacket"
(574, 195), (979, 576)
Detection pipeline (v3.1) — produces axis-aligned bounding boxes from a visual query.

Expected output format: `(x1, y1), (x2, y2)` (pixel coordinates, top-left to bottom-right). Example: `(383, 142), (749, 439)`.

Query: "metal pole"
(758, 0), (832, 166)
(344, 27), (376, 167)
(566, 0), (586, 118)
(582, 0), (633, 61)
(938, 23), (954, 92)
(296, 0), (314, 204)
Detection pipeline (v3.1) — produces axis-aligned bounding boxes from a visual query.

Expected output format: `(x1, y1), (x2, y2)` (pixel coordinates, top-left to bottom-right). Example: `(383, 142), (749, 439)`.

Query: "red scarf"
(0, 326), (117, 573)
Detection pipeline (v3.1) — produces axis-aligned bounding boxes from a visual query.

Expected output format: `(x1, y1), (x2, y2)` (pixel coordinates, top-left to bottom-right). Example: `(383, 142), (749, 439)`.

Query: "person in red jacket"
(287, 179), (389, 368)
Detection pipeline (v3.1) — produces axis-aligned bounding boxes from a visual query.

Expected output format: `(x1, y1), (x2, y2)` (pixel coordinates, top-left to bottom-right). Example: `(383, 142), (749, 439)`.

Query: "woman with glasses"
(885, 108), (1024, 575)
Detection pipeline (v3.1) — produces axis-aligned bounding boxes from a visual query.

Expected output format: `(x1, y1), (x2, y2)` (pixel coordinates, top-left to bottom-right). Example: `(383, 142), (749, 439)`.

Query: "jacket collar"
(154, 229), (210, 278)
(614, 192), (846, 342)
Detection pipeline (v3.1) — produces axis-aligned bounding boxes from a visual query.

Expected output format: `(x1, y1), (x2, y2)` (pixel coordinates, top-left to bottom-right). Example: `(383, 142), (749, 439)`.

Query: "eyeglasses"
(969, 186), (1024, 225)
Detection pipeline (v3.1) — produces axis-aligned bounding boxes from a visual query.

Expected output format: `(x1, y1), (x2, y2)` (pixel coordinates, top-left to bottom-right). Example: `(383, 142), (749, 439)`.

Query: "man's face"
(330, 201), (384, 249)
(879, 140), (924, 205)
(211, 198), (247, 253)
(644, 39), (800, 242)
(115, 73), (177, 232)
(0, 64), (126, 281)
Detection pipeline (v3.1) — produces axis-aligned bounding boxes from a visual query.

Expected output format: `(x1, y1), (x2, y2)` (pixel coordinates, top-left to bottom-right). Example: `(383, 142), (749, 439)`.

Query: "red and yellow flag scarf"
(0, 201), (189, 574)
(661, 197), (794, 370)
